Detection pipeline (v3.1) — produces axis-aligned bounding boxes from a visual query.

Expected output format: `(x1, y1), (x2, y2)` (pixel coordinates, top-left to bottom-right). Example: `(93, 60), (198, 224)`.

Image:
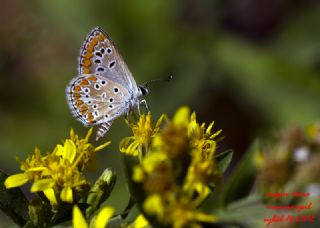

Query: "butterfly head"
(138, 85), (149, 97)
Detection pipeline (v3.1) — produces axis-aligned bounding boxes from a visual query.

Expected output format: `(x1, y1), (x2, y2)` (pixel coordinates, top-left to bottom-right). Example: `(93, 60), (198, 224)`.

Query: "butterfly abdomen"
(96, 122), (113, 140)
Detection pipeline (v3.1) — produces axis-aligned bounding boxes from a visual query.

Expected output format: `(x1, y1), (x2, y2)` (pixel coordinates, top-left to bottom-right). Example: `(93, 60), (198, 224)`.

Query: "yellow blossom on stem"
(127, 107), (221, 227)
(5, 128), (111, 205)
(73, 205), (114, 228)
(120, 112), (166, 157)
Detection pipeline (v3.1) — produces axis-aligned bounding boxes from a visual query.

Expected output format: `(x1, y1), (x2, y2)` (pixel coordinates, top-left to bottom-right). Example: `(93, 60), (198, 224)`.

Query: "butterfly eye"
(93, 104), (98, 109)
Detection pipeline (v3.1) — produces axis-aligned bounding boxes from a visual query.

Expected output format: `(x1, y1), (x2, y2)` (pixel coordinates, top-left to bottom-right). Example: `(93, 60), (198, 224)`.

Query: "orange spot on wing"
(88, 112), (94, 123)
(83, 51), (93, 59)
(74, 86), (81, 92)
(98, 34), (105, 41)
(88, 75), (97, 81)
(76, 100), (84, 107)
(82, 59), (91, 67)
(91, 37), (98, 45)
(80, 79), (89, 86)
(73, 93), (81, 99)
(86, 44), (94, 52)
(83, 68), (90, 74)
(80, 105), (88, 115)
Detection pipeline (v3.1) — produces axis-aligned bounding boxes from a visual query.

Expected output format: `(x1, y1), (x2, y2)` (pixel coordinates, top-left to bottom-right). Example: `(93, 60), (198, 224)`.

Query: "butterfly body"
(66, 27), (148, 140)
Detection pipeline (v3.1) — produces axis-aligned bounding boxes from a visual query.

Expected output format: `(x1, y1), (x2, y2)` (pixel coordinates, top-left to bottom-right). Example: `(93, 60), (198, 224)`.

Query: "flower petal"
(154, 114), (167, 131)
(132, 166), (145, 182)
(206, 121), (214, 135)
(133, 214), (149, 228)
(43, 188), (58, 205)
(73, 205), (88, 228)
(209, 129), (222, 139)
(143, 194), (164, 218)
(61, 186), (73, 203)
(94, 141), (111, 152)
(173, 106), (190, 127)
(194, 211), (217, 223)
(4, 173), (29, 188)
(31, 179), (54, 192)
(92, 206), (114, 228)
(26, 167), (47, 172)
(54, 144), (64, 156)
(63, 139), (76, 163)
(84, 127), (93, 142)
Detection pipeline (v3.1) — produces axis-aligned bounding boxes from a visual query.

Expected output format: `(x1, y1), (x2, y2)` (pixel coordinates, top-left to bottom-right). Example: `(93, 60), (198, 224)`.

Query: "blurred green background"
(1, 0), (320, 225)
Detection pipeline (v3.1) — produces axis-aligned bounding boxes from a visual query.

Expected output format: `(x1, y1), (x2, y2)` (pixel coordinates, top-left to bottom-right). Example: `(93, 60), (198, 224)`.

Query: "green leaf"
(28, 198), (53, 228)
(120, 154), (144, 206)
(219, 140), (259, 209)
(215, 149), (233, 173)
(23, 221), (37, 228)
(124, 203), (140, 224)
(49, 203), (74, 226)
(107, 215), (124, 228)
(0, 169), (29, 226)
(86, 168), (117, 217)
(216, 195), (266, 228)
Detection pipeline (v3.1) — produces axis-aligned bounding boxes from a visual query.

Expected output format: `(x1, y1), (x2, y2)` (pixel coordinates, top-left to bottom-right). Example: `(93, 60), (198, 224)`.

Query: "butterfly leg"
(137, 102), (141, 116)
(96, 121), (113, 141)
(125, 110), (131, 124)
(140, 99), (149, 112)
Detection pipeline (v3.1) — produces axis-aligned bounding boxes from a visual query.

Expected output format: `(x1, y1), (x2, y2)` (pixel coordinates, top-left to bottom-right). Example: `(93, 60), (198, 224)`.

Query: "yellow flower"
(143, 194), (165, 220)
(119, 112), (166, 157)
(127, 214), (149, 228)
(128, 107), (221, 227)
(73, 205), (114, 228)
(133, 152), (175, 194)
(143, 194), (217, 228)
(166, 199), (217, 228)
(67, 128), (111, 170)
(5, 128), (111, 205)
(155, 106), (190, 159)
(188, 112), (221, 157)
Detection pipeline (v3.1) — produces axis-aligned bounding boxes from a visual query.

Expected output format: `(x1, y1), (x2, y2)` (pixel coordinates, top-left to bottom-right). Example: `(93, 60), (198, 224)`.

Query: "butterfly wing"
(78, 27), (138, 94)
(66, 74), (130, 126)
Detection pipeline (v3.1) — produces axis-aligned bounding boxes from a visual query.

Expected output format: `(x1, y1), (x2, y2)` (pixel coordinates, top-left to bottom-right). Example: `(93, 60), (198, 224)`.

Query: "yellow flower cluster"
(5, 128), (110, 205)
(121, 107), (221, 227)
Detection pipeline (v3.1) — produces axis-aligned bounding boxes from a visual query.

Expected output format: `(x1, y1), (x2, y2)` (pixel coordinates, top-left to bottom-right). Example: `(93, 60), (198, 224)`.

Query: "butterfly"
(66, 27), (149, 140)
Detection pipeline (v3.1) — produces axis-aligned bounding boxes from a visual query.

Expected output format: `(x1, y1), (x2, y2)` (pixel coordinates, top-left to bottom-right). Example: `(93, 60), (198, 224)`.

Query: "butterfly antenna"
(142, 75), (173, 88)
